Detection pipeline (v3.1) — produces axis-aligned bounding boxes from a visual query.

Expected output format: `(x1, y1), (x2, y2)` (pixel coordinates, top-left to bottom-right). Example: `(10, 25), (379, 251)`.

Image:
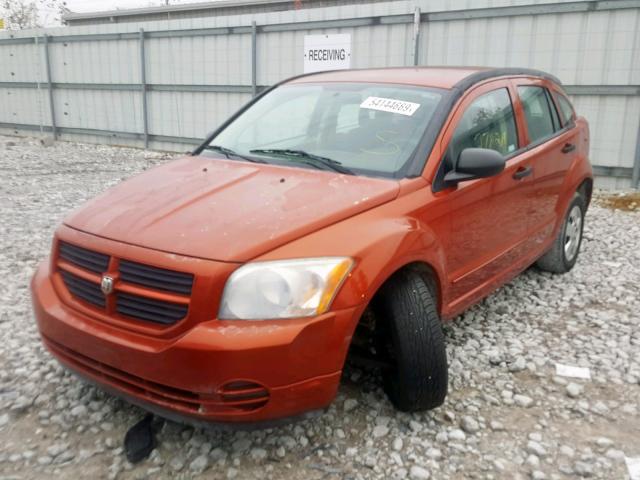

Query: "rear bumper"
(31, 260), (359, 424)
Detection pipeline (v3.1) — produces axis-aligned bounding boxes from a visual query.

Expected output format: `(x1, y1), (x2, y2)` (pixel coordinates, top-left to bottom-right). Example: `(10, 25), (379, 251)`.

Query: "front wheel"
(375, 270), (448, 412)
(536, 192), (586, 274)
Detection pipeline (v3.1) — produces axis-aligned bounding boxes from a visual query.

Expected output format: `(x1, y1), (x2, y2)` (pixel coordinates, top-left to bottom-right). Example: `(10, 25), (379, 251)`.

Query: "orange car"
(31, 67), (592, 426)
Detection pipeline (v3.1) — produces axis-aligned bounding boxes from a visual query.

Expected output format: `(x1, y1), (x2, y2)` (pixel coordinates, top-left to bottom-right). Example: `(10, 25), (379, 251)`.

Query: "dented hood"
(64, 156), (400, 262)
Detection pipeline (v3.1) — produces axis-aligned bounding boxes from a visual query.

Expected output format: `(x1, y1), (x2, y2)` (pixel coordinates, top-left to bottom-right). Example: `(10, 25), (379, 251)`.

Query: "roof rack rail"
(453, 68), (562, 92)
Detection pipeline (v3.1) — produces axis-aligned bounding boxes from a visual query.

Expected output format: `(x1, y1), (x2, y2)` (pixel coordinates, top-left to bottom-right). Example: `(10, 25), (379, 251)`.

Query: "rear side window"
(555, 92), (575, 126)
(449, 88), (518, 163)
(517, 86), (559, 143)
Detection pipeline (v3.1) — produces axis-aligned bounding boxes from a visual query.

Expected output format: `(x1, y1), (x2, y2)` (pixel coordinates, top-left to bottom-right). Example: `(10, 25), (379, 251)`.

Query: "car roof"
(288, 66), (561, 91)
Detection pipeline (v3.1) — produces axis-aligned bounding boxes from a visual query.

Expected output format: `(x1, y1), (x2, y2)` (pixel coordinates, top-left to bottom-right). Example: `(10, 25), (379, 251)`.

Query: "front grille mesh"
(116, 293), (188, 325)
(120, 259), (194, 295)
(59, 242), (109, 274)
(61, 271), (105, 308)
(57, 241), (192, 327)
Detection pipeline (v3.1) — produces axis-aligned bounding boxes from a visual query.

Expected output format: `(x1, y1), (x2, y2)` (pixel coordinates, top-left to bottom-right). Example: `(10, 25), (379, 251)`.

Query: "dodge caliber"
(31, 67), (592, 425)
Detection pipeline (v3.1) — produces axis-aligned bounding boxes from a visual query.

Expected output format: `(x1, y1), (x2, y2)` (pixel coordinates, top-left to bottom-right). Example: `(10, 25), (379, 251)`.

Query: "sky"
(65, 0), (206, 13)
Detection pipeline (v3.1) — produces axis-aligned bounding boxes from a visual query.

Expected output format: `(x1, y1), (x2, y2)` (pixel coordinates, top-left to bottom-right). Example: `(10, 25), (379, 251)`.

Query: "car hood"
(64, 156), (400, 262)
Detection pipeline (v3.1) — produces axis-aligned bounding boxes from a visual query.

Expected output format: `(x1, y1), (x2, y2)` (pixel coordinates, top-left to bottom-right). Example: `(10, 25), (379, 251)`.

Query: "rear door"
(433, 80), (536, 310)
(513, 81), (577, 248)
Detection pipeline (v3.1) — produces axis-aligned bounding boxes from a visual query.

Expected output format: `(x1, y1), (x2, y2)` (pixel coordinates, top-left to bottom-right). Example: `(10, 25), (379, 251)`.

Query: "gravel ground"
(1, 135), (639, 480)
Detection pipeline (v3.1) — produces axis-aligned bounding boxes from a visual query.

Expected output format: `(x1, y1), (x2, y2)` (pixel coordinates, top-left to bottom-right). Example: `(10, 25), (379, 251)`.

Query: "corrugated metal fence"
(1, 0), (639, 188)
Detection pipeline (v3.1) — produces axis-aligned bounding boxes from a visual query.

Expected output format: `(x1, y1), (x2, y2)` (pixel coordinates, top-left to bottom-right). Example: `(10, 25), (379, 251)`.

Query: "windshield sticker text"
(360, 97), (421, 116)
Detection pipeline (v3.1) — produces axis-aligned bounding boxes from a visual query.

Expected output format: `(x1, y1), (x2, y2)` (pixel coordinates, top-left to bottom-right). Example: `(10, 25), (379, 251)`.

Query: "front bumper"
(31, 260), (359, 424)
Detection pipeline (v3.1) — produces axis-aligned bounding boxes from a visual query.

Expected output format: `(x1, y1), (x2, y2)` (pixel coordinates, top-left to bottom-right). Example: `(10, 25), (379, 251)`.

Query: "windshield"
(201, 82), (444, 177)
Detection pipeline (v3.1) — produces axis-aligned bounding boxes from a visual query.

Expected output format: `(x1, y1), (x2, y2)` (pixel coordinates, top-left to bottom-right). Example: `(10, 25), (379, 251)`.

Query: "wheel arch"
(377, 261), (443, 315)
(577, 177), (593, 207)
(552, 171), (593, 239)
(354, 258), (444, 331)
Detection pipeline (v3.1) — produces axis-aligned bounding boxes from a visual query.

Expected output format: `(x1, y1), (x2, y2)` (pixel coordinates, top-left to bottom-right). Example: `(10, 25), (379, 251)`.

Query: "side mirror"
(443, 148), (505, 185)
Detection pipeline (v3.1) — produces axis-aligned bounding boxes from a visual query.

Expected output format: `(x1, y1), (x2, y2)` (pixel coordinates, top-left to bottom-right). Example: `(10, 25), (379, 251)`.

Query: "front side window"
(448, 88), (518, 164)
(517, 86), (558, 143)
(203, 82), (444, 177)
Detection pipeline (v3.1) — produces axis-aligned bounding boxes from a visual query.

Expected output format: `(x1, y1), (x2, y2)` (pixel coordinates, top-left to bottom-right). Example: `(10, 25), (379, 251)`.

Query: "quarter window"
(545, 89), (562, 131)
(517, 86), (558, 143)
(555, 92), (575, 126)
(449, 88), (518, 164)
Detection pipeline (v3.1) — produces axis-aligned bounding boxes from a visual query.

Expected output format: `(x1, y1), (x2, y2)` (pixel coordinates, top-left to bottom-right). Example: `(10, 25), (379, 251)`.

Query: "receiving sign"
(303, 34), (351, 73)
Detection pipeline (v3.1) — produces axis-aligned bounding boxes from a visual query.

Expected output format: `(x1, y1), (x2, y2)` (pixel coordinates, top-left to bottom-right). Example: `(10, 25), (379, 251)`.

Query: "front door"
(434, 81), (535, 312)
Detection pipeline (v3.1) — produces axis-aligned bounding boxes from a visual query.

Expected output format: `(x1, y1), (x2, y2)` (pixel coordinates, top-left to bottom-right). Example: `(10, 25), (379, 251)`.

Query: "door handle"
(512, 166), (533, 180)
(561, 143), (576, 154)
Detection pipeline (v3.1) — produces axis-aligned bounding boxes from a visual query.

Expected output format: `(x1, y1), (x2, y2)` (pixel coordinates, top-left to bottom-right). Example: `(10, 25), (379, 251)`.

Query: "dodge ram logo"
(101, 275), (114, 295)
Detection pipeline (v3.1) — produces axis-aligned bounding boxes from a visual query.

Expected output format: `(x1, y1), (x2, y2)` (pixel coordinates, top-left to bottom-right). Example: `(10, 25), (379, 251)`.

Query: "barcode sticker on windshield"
(360, 96), (421, 116)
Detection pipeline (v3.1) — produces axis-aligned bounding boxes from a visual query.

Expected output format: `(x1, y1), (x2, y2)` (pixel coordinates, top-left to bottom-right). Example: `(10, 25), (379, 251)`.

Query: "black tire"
(376, 270), (448, 411)
(536, 192), (586, 274)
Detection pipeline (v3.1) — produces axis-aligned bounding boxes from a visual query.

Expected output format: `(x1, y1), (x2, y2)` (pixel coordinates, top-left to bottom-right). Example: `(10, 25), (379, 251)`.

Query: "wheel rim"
(564, 205), (582, 261)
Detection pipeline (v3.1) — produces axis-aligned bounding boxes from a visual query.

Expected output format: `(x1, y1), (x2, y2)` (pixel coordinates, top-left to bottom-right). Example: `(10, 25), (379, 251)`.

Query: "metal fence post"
(412, 7), (421, 66)
(139, 28), (149, 149)
(43, 35), (57, 139)
(251, 21), (257, 96)
(633, 118), (640, 189)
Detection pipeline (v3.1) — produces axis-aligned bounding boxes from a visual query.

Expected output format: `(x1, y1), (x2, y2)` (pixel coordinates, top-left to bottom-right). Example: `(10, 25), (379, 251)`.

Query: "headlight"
(219, 257), (354, 320)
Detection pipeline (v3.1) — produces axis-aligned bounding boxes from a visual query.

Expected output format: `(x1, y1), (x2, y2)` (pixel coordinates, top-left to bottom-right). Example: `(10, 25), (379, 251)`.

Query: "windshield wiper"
(249, 149), (355, 175)
(204, 145), (266, 164)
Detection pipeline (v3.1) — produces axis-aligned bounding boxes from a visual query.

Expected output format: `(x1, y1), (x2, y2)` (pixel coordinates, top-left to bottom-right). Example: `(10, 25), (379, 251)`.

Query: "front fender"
(334, 216), (448, 312)
(256, 203), (449, 315)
